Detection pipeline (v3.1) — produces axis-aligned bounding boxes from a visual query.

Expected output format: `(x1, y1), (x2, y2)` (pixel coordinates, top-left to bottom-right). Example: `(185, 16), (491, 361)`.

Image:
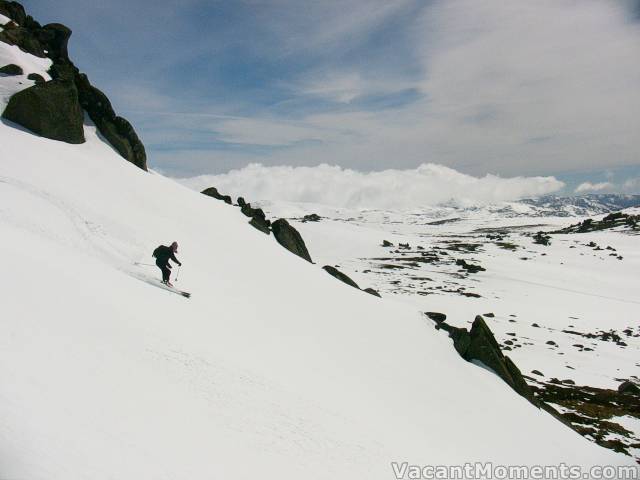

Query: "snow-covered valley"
(253, 199), (640, 460)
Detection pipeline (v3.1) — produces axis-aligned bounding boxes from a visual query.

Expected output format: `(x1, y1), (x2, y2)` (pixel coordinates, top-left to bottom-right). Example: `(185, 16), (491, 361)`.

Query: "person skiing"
(152, 241), (182, 287)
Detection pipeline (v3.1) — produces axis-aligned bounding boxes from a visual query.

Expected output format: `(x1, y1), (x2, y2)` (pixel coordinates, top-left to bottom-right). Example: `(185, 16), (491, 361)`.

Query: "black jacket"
(153, 245), (181, 266)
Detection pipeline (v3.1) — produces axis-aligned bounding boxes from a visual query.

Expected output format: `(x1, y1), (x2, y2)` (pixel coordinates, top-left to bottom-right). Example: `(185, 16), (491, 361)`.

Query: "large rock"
(435, 315), (534, 403)
(618, 381), (639, 395)
(466, 316), (534, 401)
(363, 287), (381, 298)
(0, 1), (147, 170)
(2, 79), (85, 143)
(201, 187), (232, 204)
(0, 22), (45, 57)
(75, 74), (147, 170)
(322, 266), (359, 289)
(271, 218), (312, 263)
(36, 23), (71, 63)
(0, 63), (22, 75)
(27, 72), (44, 84)
(0, 1), (28, 25)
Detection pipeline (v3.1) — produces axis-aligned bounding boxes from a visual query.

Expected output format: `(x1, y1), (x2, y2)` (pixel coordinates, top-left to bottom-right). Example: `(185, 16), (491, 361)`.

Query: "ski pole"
(175, 265), (181, 283)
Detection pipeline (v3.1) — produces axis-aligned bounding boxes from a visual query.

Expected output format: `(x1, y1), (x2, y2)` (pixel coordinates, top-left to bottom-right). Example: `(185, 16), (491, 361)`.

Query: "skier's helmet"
(171, 241), (178, 251)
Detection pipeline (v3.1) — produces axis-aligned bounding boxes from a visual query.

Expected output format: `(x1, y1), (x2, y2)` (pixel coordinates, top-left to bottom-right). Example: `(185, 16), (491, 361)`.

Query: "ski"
(130, 264), (190, 298)
(155, 281), (191, 298)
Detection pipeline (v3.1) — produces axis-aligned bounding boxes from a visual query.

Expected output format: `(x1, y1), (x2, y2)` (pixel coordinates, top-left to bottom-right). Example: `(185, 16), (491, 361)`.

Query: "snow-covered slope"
(0, 39), (635, 479)
(255, 199), (640, 460)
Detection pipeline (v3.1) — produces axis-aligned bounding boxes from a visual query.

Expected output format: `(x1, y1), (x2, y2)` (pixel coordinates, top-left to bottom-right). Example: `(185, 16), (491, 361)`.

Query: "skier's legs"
(162, 265), (172, 283)
(156, 261), (171, 283)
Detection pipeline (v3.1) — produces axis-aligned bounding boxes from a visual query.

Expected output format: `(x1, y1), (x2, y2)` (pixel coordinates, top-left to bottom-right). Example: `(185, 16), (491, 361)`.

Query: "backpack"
(152, 246), (162, 258)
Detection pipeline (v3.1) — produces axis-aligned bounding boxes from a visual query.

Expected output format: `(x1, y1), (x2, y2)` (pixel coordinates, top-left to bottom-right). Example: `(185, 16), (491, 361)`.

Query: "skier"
(152, 241), (182, 287)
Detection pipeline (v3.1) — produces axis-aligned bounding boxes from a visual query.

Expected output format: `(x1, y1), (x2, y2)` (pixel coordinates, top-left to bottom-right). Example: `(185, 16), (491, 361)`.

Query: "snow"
(259, 202), (640, 390)
(0, 41), (636, 478)
(0, 39), (52, 109)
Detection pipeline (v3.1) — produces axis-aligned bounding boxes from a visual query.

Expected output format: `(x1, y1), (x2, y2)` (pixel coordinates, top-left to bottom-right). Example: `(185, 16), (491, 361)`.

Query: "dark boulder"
(302, 213), (321, 222)
(437, 315), (535, 403)
(322, 265), (360, 289)
(2, 79), (85, 143)
(0, 1), (27, 25)
(249, 217), (270, 235)
(240, 202), (266, 220)
(271, 218), (312, 263)
(0, 22), (46, 57)
(382, 240), (393, 247)
(0, 1), (147, 170)
(238, 201), (271, 234)
(201, 187), (232, 204)
(437, 323), (472, 357)
(455, 259), (486, 273)
(0, 63), (22, 75)
(27, 72), (44, 84)
(363, 287), (381, 298)
(75, 74), (146, 170)
(36, 23), (71, 63)
(618, 381), (639, 395)
(425, 312), (447, 323)
(533, 231), (551, 246)
(466, 316), (534, 401)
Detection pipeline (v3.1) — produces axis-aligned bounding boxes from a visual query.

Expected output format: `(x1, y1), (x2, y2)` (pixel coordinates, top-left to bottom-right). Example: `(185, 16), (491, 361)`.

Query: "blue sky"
(22, 0), (640, 194)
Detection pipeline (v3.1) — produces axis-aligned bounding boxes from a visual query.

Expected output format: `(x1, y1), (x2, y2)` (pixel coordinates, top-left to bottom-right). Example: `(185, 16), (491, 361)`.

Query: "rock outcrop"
(322, 266), (359, 289)
(2, 79), (85, 143)
(455, 259), (486, 273)
(73, 73), (147, 170)
(322, 266), (381, 297)
(27, 72), (44, 84)
(0, 1), (147, 170)
(201, 187), (232, 205)
(0, 63), (22, 75)
(271, 219), (312, 263)
(618, 381), (639, 395)
(240, 203), (270, 235)
(435, 315), (535, 403)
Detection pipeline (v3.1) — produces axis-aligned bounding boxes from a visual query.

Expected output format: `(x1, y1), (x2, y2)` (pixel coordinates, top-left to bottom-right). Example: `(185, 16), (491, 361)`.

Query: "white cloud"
(622, 178), (640, 191)
(574, 182), (614, 193)
(179, 163), (564, 209)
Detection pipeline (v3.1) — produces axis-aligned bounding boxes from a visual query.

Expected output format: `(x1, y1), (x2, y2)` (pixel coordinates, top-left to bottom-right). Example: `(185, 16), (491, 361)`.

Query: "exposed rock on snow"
(0, 62), (21, 74)
(322, 265), (360, 289)
(2, 78), (85, 143)
(26, 71), (43, 83)
(425, 312), (447, 323)
(435, 316), (536, 402)
(455, 258), (486, 273)
(74, 73), (147, 170)
(362, 287), (381, 297)
(201, 186), (232, 204)
(0, 0), (147, 170)
(272, 218), (313, 263)
(553, 211), (639, 234)
(240, 202), (270, 234)
(302, 213), (321, 222)
(530, 378), (640, 457)
(618, 381), (640, 396)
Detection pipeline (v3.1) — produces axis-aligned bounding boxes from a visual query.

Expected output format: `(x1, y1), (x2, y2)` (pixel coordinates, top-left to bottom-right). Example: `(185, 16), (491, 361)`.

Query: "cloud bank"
(180, 163), (564, 209)
(574, 182), (614, 193)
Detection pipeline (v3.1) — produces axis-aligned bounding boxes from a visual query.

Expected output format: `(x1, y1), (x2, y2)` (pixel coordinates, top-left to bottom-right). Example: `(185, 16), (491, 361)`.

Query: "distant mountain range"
(431, 194), (640, 219)
(519, 194), (640, 217)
